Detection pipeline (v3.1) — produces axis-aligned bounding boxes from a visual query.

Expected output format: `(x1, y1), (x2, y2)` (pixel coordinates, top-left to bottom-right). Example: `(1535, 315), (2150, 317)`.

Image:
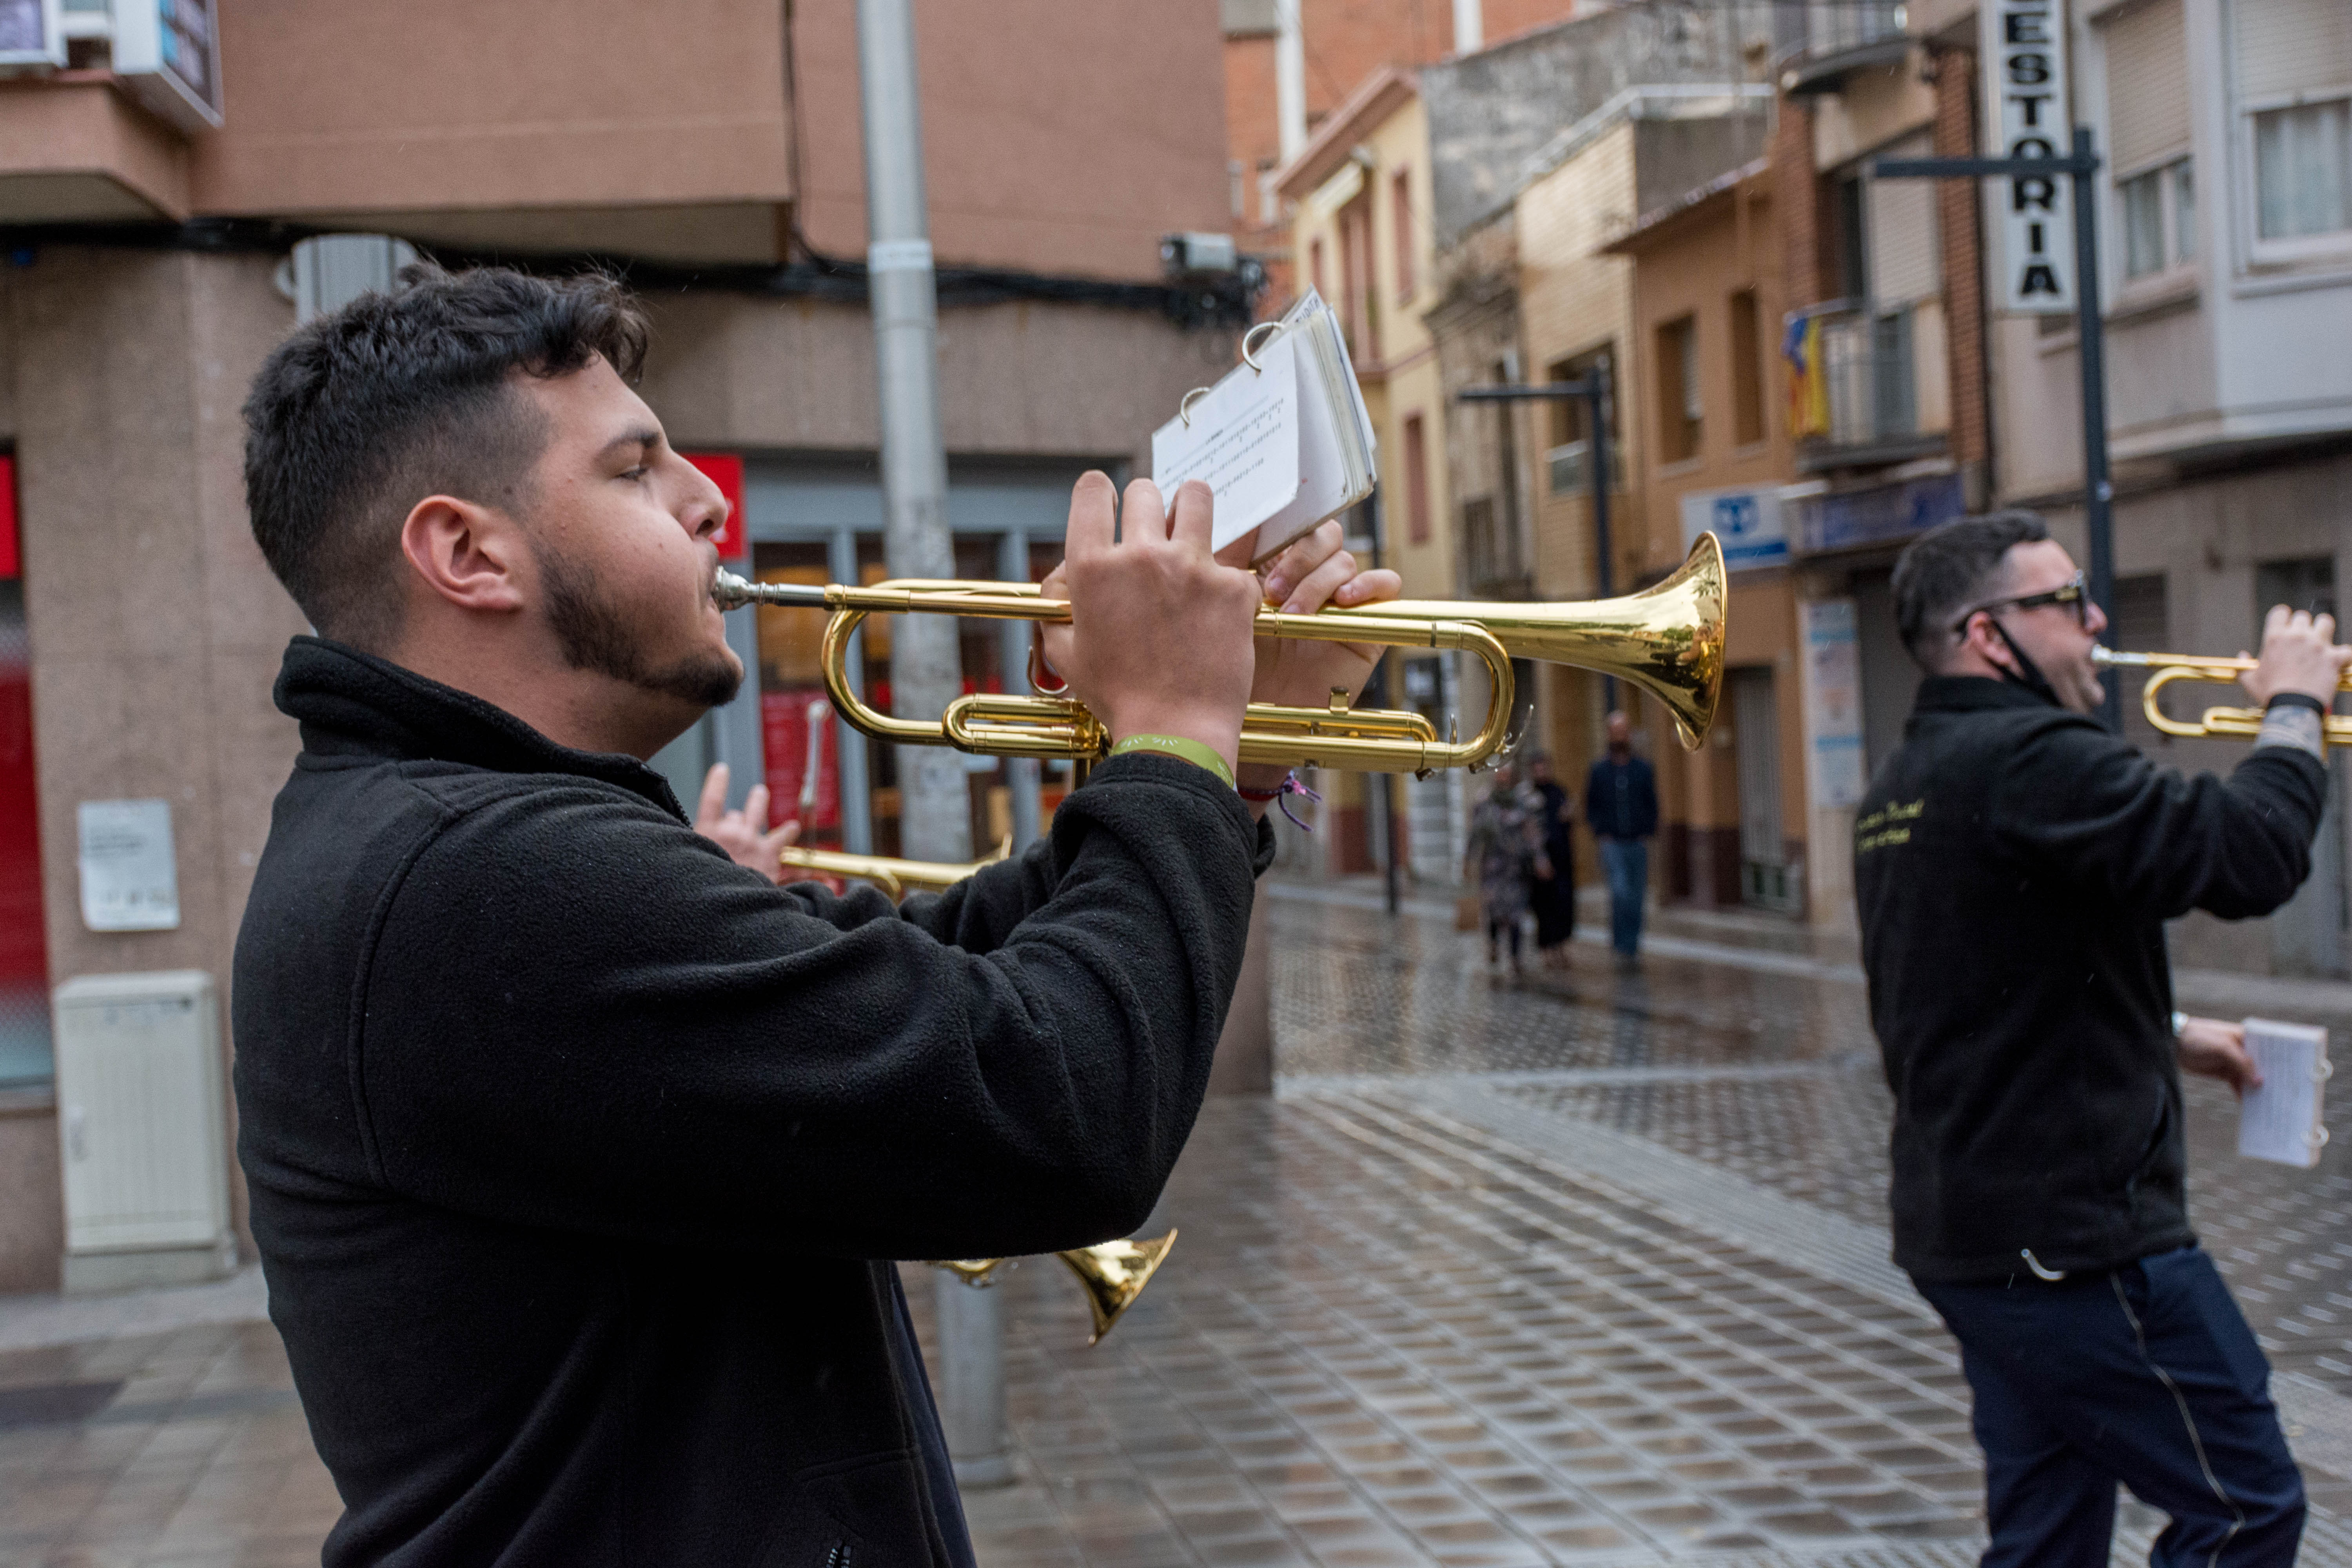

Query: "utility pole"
(1362, 493), (1402, 915)
(1874, 129), (2120, 733)
(855, 0), (1005, 1490)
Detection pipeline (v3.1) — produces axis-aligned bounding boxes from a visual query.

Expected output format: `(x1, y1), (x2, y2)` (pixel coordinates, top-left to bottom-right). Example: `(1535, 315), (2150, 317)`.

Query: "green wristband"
(1108, 733), (1236, 789)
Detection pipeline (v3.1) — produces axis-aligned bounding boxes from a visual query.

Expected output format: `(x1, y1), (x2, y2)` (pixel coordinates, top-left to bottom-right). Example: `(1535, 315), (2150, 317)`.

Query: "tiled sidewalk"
(4, 886), (2350, 1566)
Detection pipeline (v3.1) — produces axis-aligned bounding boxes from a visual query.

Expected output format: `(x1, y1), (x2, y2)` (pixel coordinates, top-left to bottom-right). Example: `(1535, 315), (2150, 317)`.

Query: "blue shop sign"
(1789, 472), (1966, 555)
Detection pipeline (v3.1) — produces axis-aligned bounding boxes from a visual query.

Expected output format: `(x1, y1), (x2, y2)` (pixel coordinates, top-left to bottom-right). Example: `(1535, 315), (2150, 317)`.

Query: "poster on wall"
(77, 799), (180, 933)
(1799, 599), (1867, 810)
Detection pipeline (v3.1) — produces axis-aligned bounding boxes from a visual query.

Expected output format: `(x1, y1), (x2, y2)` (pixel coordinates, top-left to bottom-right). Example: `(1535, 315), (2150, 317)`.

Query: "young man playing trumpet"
(232, 263), (1396, 1567)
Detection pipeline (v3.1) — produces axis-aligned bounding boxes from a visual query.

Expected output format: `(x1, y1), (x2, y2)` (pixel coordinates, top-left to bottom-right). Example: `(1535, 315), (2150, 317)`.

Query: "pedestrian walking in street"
(1856, 511), (2348, 1568)
(1525, 751), (1577, 966)
(1585, 711), (1657, 969)
(1466, 762), (1547, 975)
(227, 263), (1399, 1568)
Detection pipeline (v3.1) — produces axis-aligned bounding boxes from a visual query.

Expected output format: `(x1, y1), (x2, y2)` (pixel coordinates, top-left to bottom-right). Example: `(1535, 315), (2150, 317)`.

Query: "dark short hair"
(242, 261), (650, 649)
(1891, 510), (2052, 669)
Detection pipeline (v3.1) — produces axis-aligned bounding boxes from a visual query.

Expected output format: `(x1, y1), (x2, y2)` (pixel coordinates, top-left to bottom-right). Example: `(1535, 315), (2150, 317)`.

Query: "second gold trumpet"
(2094, 647), (2352, 746)
(714, 533), (1728, 769)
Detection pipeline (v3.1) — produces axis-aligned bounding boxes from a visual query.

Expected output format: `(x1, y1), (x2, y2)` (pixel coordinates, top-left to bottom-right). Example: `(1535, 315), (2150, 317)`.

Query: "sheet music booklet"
(1150, 289), (1379, 563)
(2238, 1017), (2331, 1169)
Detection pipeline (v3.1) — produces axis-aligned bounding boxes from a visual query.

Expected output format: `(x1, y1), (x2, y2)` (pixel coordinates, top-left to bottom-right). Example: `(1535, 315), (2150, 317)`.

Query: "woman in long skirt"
(1525, 751), (1577, 966)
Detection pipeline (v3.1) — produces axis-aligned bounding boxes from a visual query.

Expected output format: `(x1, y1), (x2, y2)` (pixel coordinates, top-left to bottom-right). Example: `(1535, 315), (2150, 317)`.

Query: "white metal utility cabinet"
(51, 971), (236, 1294)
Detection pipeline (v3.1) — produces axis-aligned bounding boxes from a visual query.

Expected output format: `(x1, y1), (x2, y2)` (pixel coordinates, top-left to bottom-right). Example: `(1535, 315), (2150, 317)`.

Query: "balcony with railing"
(1777, 0), (1911, 95)
(1792, 302), (1946, 473)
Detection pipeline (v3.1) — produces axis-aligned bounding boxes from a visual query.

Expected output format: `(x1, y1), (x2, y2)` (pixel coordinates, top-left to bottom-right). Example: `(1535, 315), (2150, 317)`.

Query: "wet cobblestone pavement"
(7, 881), (2352, 1565)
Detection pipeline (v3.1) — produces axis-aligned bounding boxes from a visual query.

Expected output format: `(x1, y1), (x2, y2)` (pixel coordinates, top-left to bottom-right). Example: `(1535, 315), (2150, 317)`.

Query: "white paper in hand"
(1150, 333), (1301, 553)
(2238, 1018), (2330, 1168)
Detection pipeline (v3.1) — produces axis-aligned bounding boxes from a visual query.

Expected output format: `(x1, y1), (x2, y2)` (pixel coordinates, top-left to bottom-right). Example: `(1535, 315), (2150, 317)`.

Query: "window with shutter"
(2104, 0), (2189, 175)
(2233, 0), (2352, 250)
(1864, 134), (1940, 305)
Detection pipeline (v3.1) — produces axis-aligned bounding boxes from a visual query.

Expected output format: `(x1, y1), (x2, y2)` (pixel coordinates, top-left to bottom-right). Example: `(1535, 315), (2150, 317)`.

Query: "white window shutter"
(2232, 0), (2352, 105)
(1866, 133), (1941, 306)
(2105, 0), (2190, 172)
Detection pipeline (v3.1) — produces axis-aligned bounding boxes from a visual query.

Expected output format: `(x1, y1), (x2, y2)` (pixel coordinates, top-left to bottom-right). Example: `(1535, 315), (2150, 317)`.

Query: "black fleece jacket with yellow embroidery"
(232, 637), (1272, 1568)
(1855, 675), (2325, 1284)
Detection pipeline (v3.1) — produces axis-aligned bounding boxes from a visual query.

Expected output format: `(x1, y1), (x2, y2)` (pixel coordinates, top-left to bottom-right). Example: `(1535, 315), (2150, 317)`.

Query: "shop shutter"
(1865, 134), (1940, 305)
(2232, 0), (2352, 105)
(2105, 0), (2190, 172)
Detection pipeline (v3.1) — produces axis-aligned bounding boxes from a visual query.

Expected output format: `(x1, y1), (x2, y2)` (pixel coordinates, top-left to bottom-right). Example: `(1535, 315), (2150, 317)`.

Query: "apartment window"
(1656, 315), (1702, 465)
(1402, 412), (1431, 545)
(1728, 289), (1764, 446)
(2233, 0), (2352, 250)
(1258, 164), (1280, 226)
(1229, 159), (1246, 219)
(2104, 0), (2196, 278)
(1391, 170), (1416, 303)
(1310, 236), (1327, 300)
(1543, 350), (1619, 495)
(2122, 159), (2197, 276)
(2256, 102), (2352, 240)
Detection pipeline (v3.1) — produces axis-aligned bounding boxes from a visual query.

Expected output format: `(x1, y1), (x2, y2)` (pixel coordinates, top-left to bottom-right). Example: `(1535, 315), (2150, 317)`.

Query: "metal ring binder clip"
(2318, 1059), (2336, 1082)
(1179, 386), (1211, 428)
(2312, 1125), (2332, 1149)
(1242, 320), (1285, 373)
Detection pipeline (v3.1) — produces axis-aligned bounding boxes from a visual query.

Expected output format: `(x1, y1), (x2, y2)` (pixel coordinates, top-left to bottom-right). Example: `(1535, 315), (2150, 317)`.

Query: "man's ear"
(1957, 610), (2019, 679)
(400, 495), (527, 615)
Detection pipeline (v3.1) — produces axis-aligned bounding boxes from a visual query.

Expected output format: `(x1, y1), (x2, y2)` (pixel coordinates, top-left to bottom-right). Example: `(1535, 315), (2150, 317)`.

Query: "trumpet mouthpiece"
(712, 569), (827, 611)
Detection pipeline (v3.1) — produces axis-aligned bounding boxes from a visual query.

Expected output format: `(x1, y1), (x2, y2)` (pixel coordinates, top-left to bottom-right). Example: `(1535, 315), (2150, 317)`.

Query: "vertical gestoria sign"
(1983, 0), (2077, 312)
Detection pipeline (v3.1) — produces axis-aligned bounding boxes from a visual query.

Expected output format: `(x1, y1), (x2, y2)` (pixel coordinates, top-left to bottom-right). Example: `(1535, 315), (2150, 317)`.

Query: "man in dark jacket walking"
(230, 264), (1398, 1567)
(1585, 710), (1659, 966)
(1857, 511), (2348, 1566)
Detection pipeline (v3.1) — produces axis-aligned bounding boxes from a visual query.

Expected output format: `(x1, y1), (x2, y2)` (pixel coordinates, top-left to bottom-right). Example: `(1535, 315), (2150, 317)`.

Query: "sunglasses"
(1953, 571), (2091, 634)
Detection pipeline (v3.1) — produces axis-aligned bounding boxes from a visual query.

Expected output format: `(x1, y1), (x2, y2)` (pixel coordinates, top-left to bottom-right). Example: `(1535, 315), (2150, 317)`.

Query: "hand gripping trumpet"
(2093, 647), (2352, 746)
(713, 532), (1729, 770)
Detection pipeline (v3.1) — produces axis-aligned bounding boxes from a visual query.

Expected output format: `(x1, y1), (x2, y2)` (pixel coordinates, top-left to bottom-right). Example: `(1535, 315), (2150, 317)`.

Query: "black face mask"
(1988, 618), (2061, 706)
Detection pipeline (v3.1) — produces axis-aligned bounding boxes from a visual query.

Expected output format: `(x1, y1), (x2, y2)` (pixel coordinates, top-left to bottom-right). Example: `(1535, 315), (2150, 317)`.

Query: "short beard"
(540, 550), (743, 712)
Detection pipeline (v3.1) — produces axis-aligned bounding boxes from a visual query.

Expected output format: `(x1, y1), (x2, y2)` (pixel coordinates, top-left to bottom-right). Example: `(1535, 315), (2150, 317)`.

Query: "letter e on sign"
(1983, 0), (2076, 313)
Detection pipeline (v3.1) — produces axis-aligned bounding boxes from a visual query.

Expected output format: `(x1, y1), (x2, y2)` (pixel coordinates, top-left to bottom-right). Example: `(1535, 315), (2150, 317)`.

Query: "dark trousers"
(1918, 1245), (2303, 1567)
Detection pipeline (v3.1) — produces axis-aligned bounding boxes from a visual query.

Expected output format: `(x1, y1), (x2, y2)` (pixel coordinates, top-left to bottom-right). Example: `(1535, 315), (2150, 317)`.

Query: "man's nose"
(2085, 597), (2108, 636)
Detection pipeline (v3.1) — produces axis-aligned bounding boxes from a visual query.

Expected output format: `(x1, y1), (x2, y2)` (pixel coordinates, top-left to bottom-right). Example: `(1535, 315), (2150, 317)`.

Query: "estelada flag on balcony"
(1781, 311), (1831, 442)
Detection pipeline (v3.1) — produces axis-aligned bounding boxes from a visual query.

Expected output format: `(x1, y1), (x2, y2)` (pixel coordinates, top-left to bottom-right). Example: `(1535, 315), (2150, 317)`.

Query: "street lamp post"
(855, 0), (1008, 1492)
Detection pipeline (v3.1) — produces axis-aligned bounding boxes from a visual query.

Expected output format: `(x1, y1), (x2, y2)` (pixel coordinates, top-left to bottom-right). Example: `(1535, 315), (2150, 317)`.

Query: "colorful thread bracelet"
(1238, 769), (1321, 829)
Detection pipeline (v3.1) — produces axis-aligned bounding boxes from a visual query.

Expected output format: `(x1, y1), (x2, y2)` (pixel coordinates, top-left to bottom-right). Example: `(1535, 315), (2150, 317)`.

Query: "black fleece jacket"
(1855, 676), (2326, 1283)
(231, 638), (1273, 1568)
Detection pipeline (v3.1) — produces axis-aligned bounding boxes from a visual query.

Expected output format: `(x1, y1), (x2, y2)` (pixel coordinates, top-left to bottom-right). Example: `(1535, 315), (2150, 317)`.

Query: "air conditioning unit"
(53, 971), (235, 1294)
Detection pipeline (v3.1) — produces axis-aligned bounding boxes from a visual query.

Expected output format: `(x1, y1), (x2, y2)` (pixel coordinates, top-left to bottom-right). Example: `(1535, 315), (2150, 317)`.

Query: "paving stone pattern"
(7, 886), (2352, 1566)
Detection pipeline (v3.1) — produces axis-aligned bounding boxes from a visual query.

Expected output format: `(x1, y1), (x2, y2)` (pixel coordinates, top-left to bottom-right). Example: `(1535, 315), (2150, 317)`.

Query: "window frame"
(2116, 152), (2197, 284)
(2235, 85), (2352, 267)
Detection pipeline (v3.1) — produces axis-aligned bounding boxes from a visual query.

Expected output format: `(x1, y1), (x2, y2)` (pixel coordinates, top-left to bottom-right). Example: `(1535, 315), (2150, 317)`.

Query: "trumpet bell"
(1334, 532), (1728, 750)
(927, 1229), (1177, 1347)
(1056, 1230), (1178, 1346)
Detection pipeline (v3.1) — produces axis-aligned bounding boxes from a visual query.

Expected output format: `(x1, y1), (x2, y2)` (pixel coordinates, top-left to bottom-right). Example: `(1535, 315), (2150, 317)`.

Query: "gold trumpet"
(2094, 648), (2352, 746)
(713, 532), (1728, 768)
(776, 834), (1172, 1345)
(779, 836), (1013, 901)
